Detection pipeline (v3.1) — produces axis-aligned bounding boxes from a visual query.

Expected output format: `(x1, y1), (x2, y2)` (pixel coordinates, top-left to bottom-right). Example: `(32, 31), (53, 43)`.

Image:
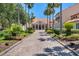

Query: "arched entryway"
(32, 23), (47, 30)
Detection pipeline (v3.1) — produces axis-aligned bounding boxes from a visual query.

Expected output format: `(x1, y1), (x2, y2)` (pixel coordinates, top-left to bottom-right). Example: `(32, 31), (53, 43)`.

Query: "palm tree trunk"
(28, 8), (30, 28)
(49, 15), (51, 28)
(52, 13), (54, 29)
(18, 9), (20, 24)
(17, 4), (20, 24)
(60, 3), (62, 33)
(47, 15), (48, 29)
(25, 4), (27, 30)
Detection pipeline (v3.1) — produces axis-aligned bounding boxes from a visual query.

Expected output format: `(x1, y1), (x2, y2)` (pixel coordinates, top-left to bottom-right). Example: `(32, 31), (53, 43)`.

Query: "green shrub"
(19, 31), (27, 37)
(51, 33), (57, 38)
(0, 31), (5, 40)
(57, 34), (79, 41)
(27, 28), (34, 33)
(0, 30), (11, 40)
(3, 28), (12, 39)
(71, 29), (79, 33)
(56, 28), (79, 34)
(67, 34), (79, 40)
(45, 28), (54, 34)
(53, 29), (60, 35)
(64, 22), (74, 36)
(45, 28), (48, 32)
(10, 23), (24, 36)
(57, 34), (65, 38)
(0, 23), (27, 40)
(64, 22), (74, 30)
(47, 29), (53, 34)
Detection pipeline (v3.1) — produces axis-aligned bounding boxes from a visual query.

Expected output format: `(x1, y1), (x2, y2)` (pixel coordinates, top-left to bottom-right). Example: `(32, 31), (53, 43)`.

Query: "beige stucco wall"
(55, 3), (79, 29)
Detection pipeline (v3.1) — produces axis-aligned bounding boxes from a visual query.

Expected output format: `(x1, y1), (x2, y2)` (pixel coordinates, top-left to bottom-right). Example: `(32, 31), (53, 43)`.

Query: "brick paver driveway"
(2, 30), (75, 56)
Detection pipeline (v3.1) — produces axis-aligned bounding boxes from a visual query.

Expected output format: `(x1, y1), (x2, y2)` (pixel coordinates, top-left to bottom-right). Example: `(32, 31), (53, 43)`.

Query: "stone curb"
(0, 33), (33, 56)
(54, 37), (79, 56)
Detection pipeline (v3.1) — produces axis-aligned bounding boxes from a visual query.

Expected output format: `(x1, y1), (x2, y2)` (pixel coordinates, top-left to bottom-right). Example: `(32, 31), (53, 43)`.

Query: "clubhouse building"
(54, 3), (79, 29)
(32, 18), (54, 30)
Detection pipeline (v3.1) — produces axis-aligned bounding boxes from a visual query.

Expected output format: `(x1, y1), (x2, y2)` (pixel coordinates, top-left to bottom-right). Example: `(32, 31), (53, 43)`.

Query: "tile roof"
(32, 18), (57, 24)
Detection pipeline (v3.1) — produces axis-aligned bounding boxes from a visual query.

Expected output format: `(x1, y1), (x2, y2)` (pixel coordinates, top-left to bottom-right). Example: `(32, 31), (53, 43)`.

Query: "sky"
(22, 3), (75, 18)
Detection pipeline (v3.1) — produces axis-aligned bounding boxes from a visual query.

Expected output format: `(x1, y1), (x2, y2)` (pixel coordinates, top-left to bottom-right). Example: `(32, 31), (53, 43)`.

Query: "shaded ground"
(60, 40), (79, 54)
(2, 30), (75, 56)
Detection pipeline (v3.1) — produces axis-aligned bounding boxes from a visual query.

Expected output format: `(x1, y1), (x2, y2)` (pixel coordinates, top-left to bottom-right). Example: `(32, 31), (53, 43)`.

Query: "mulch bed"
(0, 40), (19, 53)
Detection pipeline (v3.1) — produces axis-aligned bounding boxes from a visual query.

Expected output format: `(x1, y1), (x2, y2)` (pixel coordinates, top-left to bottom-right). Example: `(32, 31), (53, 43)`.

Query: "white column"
(48, 20), (49, 29)
(44, 24), (45, 30)
(36, 24), (37, 30)
(35, 24), (37, 30)
(45, 24), (46, 29)
(42, 24), (43, 30)
(34, 24), (36, 30)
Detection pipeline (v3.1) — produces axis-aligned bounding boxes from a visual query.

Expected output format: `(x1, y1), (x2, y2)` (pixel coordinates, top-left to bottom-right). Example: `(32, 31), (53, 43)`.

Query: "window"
(76, 23), (79, 29)
(71, 15), (77, 20)
(71, 13), (79, 20)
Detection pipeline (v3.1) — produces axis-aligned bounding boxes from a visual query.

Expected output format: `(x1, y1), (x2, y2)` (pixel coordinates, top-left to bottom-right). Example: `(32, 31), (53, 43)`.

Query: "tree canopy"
(0, 3), (29, 29)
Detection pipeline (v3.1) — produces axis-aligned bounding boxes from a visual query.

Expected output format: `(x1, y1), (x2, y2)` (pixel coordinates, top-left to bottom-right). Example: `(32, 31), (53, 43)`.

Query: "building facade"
(54, 3), (79, 29)
(32, 18), (54, 30)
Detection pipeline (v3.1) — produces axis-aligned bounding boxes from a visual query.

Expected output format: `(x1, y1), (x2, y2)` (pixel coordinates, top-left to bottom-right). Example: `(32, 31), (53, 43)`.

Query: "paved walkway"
(2, 30), (75, 56)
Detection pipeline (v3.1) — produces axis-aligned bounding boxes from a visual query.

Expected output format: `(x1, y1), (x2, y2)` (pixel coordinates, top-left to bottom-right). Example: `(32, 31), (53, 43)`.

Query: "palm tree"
(48, 3), (62, 33)
(44, 7), (53, 29)
(25, 3), (34, 28)
(31, 12), (35, 21)
(54, 3), (62, 33)
(30, 12), (35, 29)
(48, 3), (61, 29)
(44, 9), (49, 29)
(47, 3), (55, 29)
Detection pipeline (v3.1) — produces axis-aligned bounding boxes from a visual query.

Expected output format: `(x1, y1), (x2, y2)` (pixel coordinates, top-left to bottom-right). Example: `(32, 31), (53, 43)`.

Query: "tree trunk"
(52, 13), (54, 29)
(49, 15), (51, 28)
(28, 8), (30, 28)
(47, 15), (48, 29)
(18, 10), (20, 24)
(60, 3), (62, 33)
(17, 4), (20, 24)
(25, 4), (27, 30)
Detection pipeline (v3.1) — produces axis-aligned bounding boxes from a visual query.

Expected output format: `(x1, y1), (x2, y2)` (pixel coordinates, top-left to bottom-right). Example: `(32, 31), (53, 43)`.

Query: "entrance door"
(39, 24), (44, 30)
(39, 25), (41, 30)
(41, 25), (44, 30)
